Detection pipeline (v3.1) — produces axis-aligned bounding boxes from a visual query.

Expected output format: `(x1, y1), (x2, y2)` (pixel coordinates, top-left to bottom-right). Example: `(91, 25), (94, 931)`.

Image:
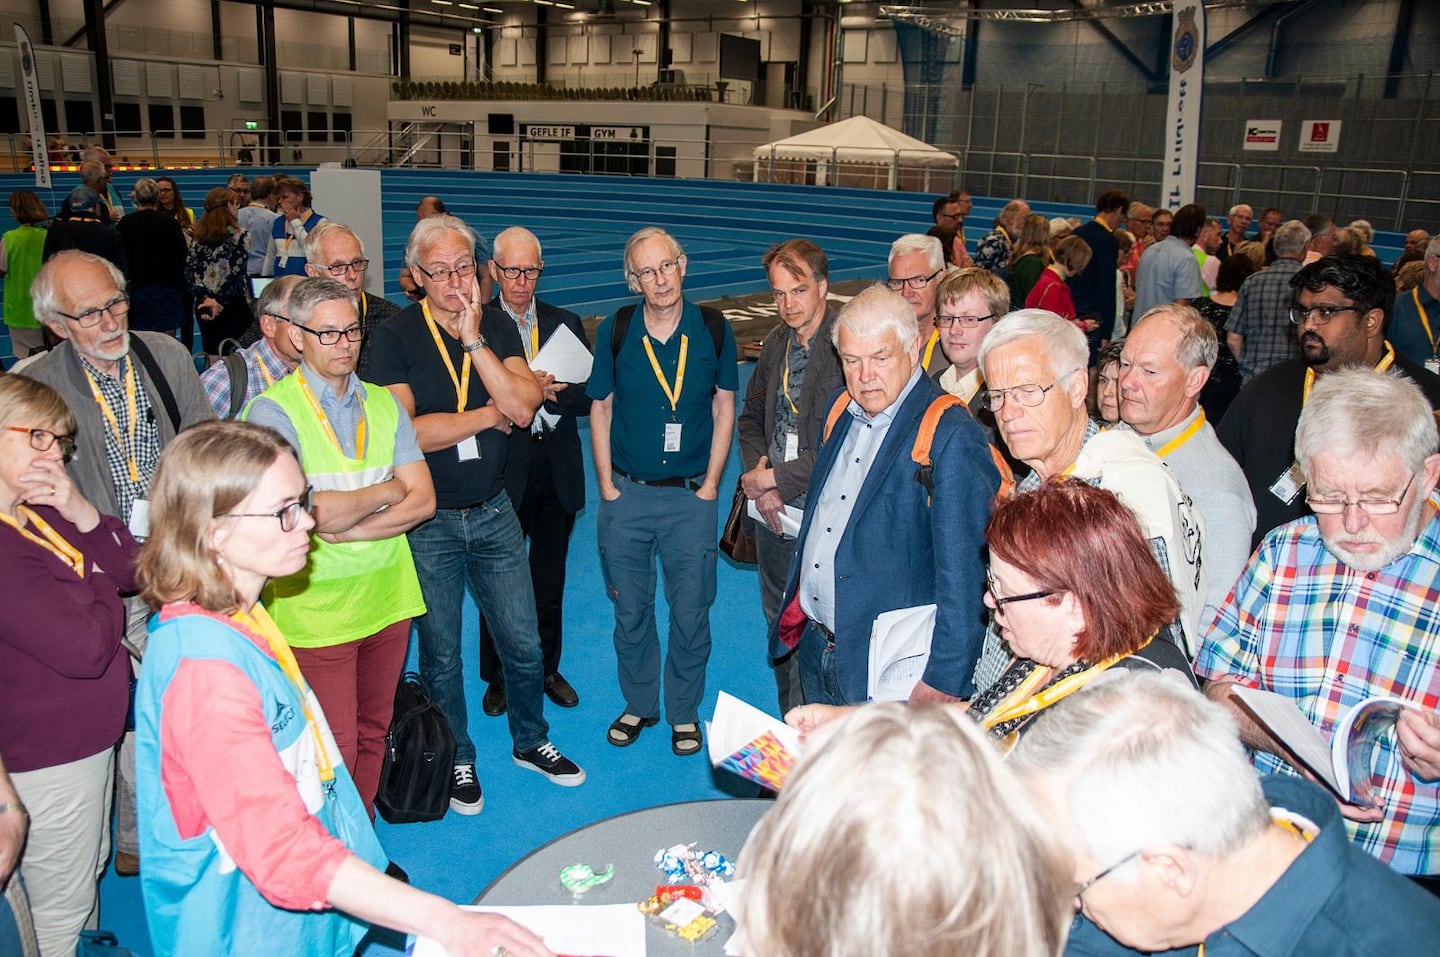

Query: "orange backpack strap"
(911, 394), (1016, 505)
(821, 393), (850, 443)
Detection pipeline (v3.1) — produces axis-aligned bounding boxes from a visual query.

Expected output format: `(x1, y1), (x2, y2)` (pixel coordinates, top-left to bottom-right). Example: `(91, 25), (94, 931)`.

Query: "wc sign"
(1299, 120), (1341, 153)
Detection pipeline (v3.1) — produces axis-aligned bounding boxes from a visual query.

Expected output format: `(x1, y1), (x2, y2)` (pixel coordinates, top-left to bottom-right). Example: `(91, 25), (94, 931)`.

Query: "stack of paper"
(409, 902), (644, 957)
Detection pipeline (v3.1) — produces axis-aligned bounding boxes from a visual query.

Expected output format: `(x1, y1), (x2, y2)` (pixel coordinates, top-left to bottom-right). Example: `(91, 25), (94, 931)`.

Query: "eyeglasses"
(413, 260), (478, 284)
(293, 322), (363, 346)
(322, 258), (369, 277)
(1073, 849), (1142, 910)
(936, 313), (994, 329)
(980, 368), (1079, 412)
(886, 269), (943, 291)
(56, 293), (129, 328)
(1288, 304), (1362, 326)
(6, 426), (77, 462)
(495, 264), (543, 281)
(985, 568), (1055, 609)
(1307, 473), (1414, 516)
(631, 258), (683, 285)
(219, 486), (314, 533)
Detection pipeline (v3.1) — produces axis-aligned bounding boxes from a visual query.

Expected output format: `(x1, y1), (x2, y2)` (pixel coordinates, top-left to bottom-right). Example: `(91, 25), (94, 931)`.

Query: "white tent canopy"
(752, 115), (958, 189)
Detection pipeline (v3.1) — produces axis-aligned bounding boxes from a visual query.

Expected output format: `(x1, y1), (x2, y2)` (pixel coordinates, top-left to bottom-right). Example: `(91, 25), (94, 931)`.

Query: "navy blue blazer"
(771, 373), (999, 703)
(488, 298), (592, 514)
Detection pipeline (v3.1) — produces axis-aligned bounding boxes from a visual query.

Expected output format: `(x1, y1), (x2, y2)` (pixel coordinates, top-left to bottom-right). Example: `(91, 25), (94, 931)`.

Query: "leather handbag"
(719, 479), (758, 564)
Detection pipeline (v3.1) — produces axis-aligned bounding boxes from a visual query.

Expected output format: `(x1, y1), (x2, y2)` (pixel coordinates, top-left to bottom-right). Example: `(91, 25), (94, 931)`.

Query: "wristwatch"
(0, 800), (26, 818)
(462, 335), (488, 353)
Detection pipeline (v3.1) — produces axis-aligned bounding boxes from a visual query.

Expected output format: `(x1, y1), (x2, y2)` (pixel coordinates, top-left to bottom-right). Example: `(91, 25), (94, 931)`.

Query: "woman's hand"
(433, 911), (555, 957)
(20, 457), (100, 532)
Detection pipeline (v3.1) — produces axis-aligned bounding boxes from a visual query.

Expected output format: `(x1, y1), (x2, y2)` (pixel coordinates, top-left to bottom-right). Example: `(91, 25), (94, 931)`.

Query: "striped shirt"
(1195, 503), (1440, 875)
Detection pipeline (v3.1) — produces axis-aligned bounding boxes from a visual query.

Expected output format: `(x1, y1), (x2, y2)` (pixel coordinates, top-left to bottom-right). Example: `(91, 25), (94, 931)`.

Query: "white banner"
(13, 24), (50, 189)
(1161, 2), (1205, 209)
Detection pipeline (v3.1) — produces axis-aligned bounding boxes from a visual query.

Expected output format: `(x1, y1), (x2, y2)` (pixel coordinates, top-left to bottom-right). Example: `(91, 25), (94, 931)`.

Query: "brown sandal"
(608, 712), (658, 747)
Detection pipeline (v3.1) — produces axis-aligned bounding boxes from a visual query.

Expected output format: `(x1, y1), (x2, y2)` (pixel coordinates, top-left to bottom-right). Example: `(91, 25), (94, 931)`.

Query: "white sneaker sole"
(449, 795), (485, 815)
(512, 755), (588, 787)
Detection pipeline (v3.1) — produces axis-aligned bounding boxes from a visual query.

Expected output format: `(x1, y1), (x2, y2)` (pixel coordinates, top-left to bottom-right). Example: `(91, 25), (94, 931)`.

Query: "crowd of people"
(2, 174), (1440, 957)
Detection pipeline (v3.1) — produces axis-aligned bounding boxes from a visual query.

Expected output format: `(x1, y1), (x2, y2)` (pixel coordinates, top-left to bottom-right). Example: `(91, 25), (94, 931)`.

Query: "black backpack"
(375, 672), (457, 824)
(610, 303), (728, 359)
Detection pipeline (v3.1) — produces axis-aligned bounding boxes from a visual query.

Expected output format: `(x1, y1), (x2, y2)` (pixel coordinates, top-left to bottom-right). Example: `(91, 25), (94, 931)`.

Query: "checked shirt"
(1195, 502), (1440, 875)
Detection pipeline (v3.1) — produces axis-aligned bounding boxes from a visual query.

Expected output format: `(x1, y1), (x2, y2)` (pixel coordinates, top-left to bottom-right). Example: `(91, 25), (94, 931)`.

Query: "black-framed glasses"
(631, 258), (683, 284)
(56, 293), (129, 328)
(7, 425), (76, 462)
(936, 313), (994, 329)
(413, 260), (478, 284)
(494, 264), (543, 281)
(322, 258), (369, 277)
(293, 322), (363, 346)
(886, 269), (943, 291)
(980, 368), (1079, 412)
(219, 486), (314, 533)
(1289, 304), (1361, 326)
(1073, 848), (1142, 910)
(1307, 473), (1414, 516)
(985, 568), (1055, 609)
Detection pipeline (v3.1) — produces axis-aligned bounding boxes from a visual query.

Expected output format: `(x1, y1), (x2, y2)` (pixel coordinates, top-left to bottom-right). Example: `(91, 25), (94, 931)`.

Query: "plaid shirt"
(80, 354), (160, 524)
(199, 337), (293, 419)
(1225, 258), (1302, 382)
(1195, 504), (1440, 875)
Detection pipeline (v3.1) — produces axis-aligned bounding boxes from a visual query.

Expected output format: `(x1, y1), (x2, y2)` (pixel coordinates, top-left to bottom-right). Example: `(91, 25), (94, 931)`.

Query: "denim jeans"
(408, 494), (549, 762)
(797, 619), (846, 706)
(754, 521), (804, 715)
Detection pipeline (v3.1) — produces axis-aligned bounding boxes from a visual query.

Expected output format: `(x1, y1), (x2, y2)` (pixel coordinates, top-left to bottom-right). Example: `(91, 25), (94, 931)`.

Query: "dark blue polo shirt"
(588, 299), (738, 481)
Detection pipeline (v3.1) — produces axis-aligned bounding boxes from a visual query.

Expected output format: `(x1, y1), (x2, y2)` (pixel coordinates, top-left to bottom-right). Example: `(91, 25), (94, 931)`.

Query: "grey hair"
(1271, 220), (1311, 257)
(493, 225), (543, 263)
(1425, 236), (1440, 261)
(32, 250), (128, 330)
(1228, 203), (1253, 218)
(227, 173), (249, 189)
(404, 213), (476, 268)
(285, 276), (358, 328)
(1348, 219), (1374, 245)
(257, 273), (304, 319)
(740, 703), (1072, 957)
(622, 226), (684, 282)
(1130, 303), (1218, 370)
(305, 220), (365, 263)
(1010, 671), (1272, 865)
(131, 178), (159, 205)
(888, 233), (943, 273)
(832, 283), (919, 353)
(79, 160), (105, 188)
(978, 308), (1089, 380)
(1297, 368), (1438, 478)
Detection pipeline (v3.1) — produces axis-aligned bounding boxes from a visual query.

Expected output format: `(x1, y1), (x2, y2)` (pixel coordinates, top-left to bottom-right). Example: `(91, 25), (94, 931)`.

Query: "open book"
(1231, 686), (1422, 806)
(706, 691), (802, 791)
(868, 604), (936, 701)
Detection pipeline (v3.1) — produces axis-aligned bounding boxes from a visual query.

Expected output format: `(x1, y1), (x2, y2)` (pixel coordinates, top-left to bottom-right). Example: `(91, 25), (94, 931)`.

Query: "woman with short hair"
(1026, 234), (1094, 330)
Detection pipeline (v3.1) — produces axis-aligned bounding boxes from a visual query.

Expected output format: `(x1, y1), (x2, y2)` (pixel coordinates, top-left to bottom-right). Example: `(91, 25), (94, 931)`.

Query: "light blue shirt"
(798, 368), (924, 630)
(245, 364), (422, 465)
(1133, 235), (1205, 320)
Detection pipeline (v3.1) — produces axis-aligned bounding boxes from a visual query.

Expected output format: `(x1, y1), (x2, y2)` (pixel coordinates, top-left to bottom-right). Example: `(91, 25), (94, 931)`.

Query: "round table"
(476, 798), (771, 956)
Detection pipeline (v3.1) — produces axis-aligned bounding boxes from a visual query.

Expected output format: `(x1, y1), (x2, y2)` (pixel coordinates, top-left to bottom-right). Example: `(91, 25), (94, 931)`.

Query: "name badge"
(664, 422), (683, 453)
(456, 435), (481, 462)
(1269, 460), (1306, 505)
(783, 431), (799, 463)
(128, 499), (151, 540)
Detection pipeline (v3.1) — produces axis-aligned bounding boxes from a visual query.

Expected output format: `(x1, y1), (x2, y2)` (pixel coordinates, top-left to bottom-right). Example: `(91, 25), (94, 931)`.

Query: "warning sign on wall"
(1298, 120), (1341, 153)
(1243, 120), (1281, 152)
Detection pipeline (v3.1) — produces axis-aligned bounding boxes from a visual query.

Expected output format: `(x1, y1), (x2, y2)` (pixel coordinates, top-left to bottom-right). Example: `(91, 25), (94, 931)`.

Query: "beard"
(1299, 330), (1331, 367)
(1323, 500), (1427, 572)
(82, 330), (130, 366)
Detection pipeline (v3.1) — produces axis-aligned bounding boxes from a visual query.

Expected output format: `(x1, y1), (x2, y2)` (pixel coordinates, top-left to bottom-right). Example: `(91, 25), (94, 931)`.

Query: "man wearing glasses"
(475, 226), (591, 717)
(1200, 369), (1440, 892)
(26, 249), (215, 875)
(244, 277), (433, 816)
(198, 274), (303, 418)
(970, 309), (1205, 693)
(886, 234), (950, 378)
(1219, 255), (1440, 547)
(366, 215), (585, 815)
(1011, 672), (1440, 955)
(304, 222), (401, 363)
(590, 227), (737, 757)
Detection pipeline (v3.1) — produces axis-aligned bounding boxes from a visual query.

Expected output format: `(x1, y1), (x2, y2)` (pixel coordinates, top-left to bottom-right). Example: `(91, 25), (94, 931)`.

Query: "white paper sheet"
(408, 902), (645, 957)
(745, 499), (803, 538)
(1231, 686), (1344, 797)
(867, 604), (936, 701)
(529, 322), (594, 384)
(705, 691), (802, 791)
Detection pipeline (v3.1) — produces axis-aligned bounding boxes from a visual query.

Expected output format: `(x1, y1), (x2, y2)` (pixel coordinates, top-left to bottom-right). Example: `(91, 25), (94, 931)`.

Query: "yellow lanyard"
(1154, 409), (1206, 460)
(981, 638), (1150, 731)
(642, 333), (689, 413)
(1414, 288), (1436, 356)
(296, 371), (366, 460)
(85, 359), (142, 484)
(422, 300), (471, 413)
(921, 328), (940, 371)
(0, 507), (84, 577)
(1302, 341), (1394, 404)
(233, 605), (335, 785)
(781, 336), (801, 415)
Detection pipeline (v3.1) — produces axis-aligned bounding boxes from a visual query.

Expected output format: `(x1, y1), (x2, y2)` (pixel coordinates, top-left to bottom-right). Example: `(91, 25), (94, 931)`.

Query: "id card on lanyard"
(643, 333), (688, 453)
(421, 301), (479, 461)
(1412, 287), (1439, 374)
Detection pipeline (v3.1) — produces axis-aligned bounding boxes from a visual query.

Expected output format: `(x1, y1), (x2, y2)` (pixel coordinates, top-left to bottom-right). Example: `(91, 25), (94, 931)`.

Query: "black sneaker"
(513, 741), (587, 786)
(449, 763), (484, 815)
